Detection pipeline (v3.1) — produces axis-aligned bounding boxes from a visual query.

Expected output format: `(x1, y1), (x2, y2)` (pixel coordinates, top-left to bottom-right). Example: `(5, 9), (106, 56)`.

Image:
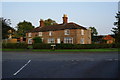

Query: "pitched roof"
(28, 22), (87, 32)
(103, 35), (115, 40)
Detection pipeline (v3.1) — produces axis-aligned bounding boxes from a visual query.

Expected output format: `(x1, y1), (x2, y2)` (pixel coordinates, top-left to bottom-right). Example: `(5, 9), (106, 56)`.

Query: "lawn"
(1, 48), (119, 52)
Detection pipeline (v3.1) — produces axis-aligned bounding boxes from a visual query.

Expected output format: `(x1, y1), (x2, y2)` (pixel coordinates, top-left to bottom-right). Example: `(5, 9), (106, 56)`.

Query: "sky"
(2, 2), (118, 35)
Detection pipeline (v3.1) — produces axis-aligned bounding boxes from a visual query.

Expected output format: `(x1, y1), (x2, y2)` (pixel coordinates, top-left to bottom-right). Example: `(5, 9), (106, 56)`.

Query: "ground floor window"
(28, 38), (32, 44)
(64, 37), (73, 44)
(48, 38), (55, 43)
(80, 38), (84, 44)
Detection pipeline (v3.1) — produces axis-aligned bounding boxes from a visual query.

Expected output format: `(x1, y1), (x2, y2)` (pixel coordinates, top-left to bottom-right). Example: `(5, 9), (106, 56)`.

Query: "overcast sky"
(2, 2), (118, 35)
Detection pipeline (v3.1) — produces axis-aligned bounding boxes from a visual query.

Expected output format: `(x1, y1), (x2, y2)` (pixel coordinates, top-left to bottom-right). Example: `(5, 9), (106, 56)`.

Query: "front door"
(57, 38), (60, 44)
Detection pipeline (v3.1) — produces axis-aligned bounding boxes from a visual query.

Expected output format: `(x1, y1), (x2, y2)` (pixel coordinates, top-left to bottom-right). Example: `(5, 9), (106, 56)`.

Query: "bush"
(2, 43), (28, 49)
(32, 43), (118, 49)
(33, 43), (52, 49)
(2, 43), (118, 49)
(33, 37), (42, 43)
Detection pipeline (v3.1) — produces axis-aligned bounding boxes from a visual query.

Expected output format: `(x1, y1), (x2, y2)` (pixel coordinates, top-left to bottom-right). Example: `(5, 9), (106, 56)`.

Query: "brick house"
(102, 35), (115, 44)
(26, 14), (91, 44)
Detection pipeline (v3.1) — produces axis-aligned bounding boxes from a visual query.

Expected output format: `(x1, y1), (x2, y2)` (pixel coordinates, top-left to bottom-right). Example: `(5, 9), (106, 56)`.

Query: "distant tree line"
(1, 18), (57, 39)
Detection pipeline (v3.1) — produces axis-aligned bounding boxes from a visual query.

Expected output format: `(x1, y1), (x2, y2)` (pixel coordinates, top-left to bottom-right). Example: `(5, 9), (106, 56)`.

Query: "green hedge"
(33, 43), (52, 49)
(32, 43), (119, 49)
(55, 44), (114, 49)
(2, 43), (28, 49)
(2, 43), (119, 49)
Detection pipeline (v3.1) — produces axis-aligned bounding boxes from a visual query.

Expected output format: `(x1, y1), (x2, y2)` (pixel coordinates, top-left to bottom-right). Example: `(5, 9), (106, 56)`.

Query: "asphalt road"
(2, 51), (119, 79)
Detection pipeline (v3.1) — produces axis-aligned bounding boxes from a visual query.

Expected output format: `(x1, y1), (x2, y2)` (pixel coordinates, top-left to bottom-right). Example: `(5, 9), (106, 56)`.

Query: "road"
(2, 51), (119, 79)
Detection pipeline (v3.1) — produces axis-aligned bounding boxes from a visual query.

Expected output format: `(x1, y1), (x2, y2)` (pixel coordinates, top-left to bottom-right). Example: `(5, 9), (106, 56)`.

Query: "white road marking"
(105, 59), (113, 61)
(114, 59), (118, 61)
(13, 60), (31, 76)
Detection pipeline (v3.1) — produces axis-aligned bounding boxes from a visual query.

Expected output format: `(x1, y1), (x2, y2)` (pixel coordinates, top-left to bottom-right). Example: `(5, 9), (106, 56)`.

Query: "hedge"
(2, 43), (119, 49)
(32, 43), (119, 49)
(33, 43), (52, 49)
(2, 43), (28, 49)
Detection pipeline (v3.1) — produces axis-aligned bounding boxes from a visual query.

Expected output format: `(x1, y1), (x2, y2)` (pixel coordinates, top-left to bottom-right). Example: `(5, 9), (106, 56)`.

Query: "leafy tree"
(44, 18), (57, 26)
(33, 37), (42, 43)
(89, 27), (98, 43)
(89, 27), (98, 36)
(16, 20), (34, 37)
(111, 11), (120, 43)
(1, 18), (15, 39)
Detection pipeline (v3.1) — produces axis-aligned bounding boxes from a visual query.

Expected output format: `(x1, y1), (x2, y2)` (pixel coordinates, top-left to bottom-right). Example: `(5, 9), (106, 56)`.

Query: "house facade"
(26, 14), (91, 44)
(102, 35), (115, 44)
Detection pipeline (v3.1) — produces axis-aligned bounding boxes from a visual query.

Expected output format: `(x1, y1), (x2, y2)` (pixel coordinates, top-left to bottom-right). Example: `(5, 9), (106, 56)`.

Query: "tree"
(89, 27), (98, 36)
(33, 37), (42, 43)
(16, 20), (34, 37)
(1, 18), (15, 39)
(89, 27), (98, 43)
(111, 11), (120, 43)
(44, 18), (57, 26)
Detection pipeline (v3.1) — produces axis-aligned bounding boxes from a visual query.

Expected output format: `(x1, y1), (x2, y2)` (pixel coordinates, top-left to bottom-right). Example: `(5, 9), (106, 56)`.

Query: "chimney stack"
(63, 14), (68, 24)
(39, 19), (44, 27)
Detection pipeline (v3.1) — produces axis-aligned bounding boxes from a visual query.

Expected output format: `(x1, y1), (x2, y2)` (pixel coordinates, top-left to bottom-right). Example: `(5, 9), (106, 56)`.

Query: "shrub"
(54, 44), (117, 49)
(33, 43), (52, 49)
(33, 37), (42, 43)
(2, 43), (28, 49)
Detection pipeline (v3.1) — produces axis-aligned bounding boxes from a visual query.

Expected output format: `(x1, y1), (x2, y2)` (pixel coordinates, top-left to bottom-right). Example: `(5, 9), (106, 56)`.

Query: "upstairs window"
(64, 29), (70, 35)
(28, 33), (32, 37)
(49, 31), (52, 36)
(39, 32), (42, 36)
(81, 29), (84, 35)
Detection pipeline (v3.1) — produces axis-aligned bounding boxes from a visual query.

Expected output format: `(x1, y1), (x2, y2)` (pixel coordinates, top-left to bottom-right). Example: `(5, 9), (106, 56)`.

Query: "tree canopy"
(89, 27), (98, 43)
(1, 18), (15, 39)
(16, 20), (34, 37)
(111, 11), (120, 43)
(89, 27), (98, 36)
(44, 18), (57, 26)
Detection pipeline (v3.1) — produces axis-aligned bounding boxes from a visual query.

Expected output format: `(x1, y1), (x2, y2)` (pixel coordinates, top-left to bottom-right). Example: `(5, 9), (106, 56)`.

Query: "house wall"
(26, 29), (91, 44)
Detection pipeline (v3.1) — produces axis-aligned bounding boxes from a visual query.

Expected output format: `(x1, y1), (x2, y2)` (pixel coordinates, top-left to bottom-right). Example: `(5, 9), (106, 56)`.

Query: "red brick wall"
(26, 29), (91, 44)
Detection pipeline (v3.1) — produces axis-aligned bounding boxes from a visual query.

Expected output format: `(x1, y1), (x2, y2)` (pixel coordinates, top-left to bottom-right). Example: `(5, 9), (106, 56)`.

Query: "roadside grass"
(1, 48), (119, 52)
(32, 48), (119, 52)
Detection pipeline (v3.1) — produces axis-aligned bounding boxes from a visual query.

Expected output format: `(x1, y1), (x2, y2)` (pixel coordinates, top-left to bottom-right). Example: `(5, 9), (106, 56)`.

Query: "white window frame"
(41, 38), (44, 42)
(81, 29), (84, 35)
(64, 37), (73, 44)
(28, 33), (32, 37)
(48, 38), (55, 43)
(57, 38), (61, 44)
(64, 29), (70, 35)
(38, 32), (42, 36)
(80, 38), (84, 44)
(28, 38), (32, 44)
(49, 31), (52, 36)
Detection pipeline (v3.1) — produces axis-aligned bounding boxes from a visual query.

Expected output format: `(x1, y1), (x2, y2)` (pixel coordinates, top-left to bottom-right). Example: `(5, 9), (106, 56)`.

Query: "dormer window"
(49, 31), (52, 36)
(64, 29), (70, 35)
(39, 32), (42, 36)
(28, 33), (32, 37)
(81, 29), (84, 35)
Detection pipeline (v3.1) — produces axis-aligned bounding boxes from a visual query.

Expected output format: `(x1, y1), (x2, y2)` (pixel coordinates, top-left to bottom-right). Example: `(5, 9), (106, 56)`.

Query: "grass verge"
(1, 48), (119, 52)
